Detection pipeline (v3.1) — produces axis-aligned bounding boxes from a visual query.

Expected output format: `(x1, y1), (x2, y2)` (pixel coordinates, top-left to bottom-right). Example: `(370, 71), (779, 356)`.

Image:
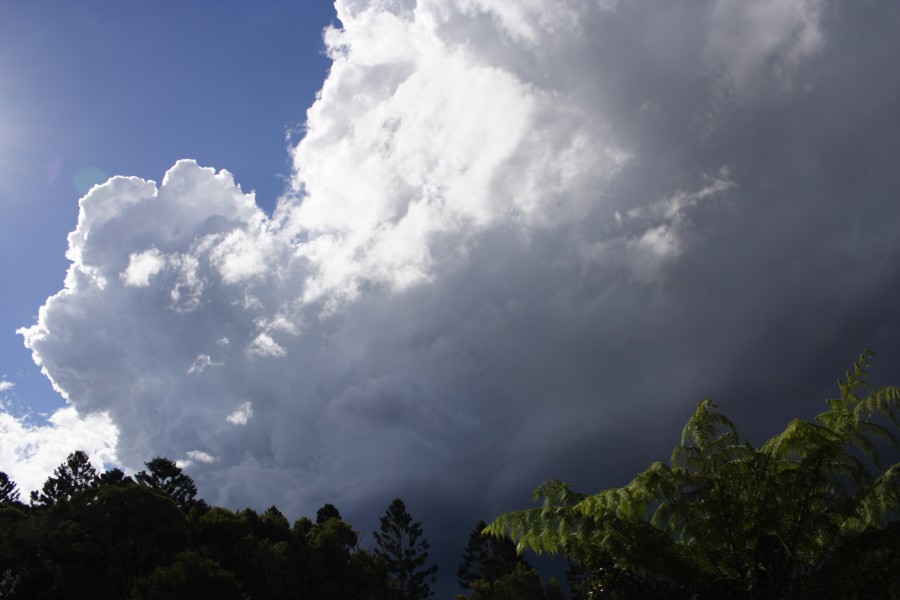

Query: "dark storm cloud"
(16, 0), (900, 592)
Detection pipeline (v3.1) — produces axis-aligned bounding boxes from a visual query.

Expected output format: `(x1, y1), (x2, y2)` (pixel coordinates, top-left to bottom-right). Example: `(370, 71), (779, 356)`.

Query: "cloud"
(177, 449), (219, 470)
(187, 354), (222, 375)
(14, 0), (900, 591)
(121, 247), (167, 287)
(226, 401), (253, 426)
(705, 0), (826, 93)
(0, 381), (13, 392)
(0, 406), (118, 496)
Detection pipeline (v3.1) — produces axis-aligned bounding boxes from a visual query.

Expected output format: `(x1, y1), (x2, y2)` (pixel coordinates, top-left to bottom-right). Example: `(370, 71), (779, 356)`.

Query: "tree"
(128, 550), (244, 600)
(0, 472), (19, 505)
(457, 520), (526, 590)
(98, 467), (133, 487)
(374, 498), (438, 600)
(31, 450), (98, 506)
(79, 484), (190, 596)
(135, 457), (197, 511)
(306, 514), (362, 599)
(486, 350), (900, 599)
(456, 522), (552, 600)
(464, 565), (548, 600)
(316, 502), (342, 524)
(544, 577), (567, 600)
(259, 505), (291, 544)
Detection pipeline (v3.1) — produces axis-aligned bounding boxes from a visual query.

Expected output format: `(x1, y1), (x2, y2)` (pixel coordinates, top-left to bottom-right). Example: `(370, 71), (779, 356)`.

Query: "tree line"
(3, 350), (899, 598)
(0, 456), (563, 599)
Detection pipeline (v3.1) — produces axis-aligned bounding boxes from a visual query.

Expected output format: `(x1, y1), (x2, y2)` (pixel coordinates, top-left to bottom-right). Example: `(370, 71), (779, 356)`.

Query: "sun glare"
(0, 98), (30, 188)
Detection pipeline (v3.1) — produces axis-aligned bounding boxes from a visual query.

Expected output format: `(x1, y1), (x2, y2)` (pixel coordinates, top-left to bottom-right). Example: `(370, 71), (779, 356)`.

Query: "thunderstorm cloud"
(14, 0), (900, 582)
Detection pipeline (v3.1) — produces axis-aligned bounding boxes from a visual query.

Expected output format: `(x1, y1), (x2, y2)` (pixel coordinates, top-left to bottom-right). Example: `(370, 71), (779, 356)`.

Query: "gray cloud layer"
(19, 0), (900, 588)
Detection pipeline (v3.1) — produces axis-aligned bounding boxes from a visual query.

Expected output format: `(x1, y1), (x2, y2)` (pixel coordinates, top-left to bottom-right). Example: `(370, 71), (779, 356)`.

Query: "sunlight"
(0, 94), (35, 189)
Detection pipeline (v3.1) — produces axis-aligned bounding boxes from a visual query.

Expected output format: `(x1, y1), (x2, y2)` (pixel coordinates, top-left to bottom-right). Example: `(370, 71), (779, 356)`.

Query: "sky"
(2, 0), (900, 593)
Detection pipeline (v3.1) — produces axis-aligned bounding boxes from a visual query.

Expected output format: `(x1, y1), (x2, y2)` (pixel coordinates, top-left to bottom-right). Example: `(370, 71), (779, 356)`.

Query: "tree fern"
(487, 350), (900, 598)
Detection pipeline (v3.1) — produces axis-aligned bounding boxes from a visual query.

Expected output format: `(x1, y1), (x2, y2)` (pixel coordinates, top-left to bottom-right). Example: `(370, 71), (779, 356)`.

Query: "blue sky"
(2, 1), (900, 594)
(1, 1), (335, 418)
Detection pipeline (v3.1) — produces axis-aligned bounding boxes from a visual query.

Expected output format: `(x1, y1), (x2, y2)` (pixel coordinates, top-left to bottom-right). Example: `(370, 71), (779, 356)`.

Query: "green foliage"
(456, 520), (568, 599)
(486, 350), (900, 599)
(259, 505), (291, 543)
(457, 520), (528, 590)
(0, 568), (19, 600)
(0, 459), (402, 599)
(76, 484), (190, 596)
(374, 498), (439, 600)
(809, 520), (900, 599)
(0, 473), (19, 505)
(462, 564), (547, 600)
(128, 550), (245, 600)
(316, 502), (343, 524)
(98, 467), (133, 487)
(135, 457), (198, 511)
(30, 450), (98, 506)
(544, 577), (567, 600)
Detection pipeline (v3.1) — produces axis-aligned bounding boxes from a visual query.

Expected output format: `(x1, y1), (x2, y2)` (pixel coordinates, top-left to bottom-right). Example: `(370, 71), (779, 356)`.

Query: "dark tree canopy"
(463, 565), (549, 600)
(455, 520), (554, 600)
(457, 520), (527, 590)
(98, 467), (133, 487)
(80, 484), (190, 596)
(129, 550), (244, 600)
(30, 449), (98, 506)
(374, 498), (438, 600)
(135, 457), (198, 511)
(0, 472), (19, 505)
(316, 502), (342, 524)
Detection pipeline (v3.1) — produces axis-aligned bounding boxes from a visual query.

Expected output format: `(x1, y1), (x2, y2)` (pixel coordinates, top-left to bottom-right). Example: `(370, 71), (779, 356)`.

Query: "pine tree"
(30, 450), (98, 505)
(98, 467), (133, 487)
(374, 498), (438, 599)
(457, 520), (526, 590)
(135, 457), (198, 511)
(316, 502), (342, 524)
(0, 472), (19, 504)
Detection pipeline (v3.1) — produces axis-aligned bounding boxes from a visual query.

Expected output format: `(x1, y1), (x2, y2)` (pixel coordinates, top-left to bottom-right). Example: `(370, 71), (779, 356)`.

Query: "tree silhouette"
(374, 498), (438, 599)
(457, 520), (526, 590)
(80, 484), (190, 596)
(0, 472), (19, 504)
(98, 467), (133, 487)
(129, 550), (244, 600)
(30, 450), (98, 505)
(316, 502), (342, 524)
(463, 565), (547, 600)
(135, 457), (198, 511)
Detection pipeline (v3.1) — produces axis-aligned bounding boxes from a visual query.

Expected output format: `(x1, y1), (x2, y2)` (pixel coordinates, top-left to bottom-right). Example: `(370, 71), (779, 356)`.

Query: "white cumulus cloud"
(121, 247), (167, 287)
(226, 401), (253, 426)
(0, 406), (118, 496)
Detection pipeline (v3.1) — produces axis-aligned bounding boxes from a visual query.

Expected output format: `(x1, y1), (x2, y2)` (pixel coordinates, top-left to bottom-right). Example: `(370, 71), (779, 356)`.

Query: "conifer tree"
(30, 450), (98, 505)
(457, 520), (526, 590)
(316, 502), (342, 524)
(0, 472), (19, 504)
(98, 467), (133, 487)
(374, 498), (438, 599)
(135, 457), (198, 511)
